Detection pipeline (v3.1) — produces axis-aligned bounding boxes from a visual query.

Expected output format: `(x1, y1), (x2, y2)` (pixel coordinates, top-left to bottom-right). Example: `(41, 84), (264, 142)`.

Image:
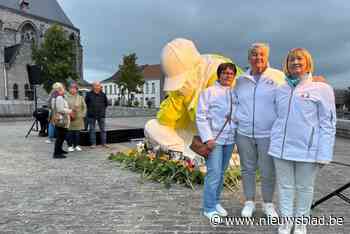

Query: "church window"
(24, 84), (33, 100)
(20, 23), (37, 43)
(13, 84), (19, 100)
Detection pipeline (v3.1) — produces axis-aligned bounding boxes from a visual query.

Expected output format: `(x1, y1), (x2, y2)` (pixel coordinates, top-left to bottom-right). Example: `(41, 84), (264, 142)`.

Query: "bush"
(134, 100), (139, 107)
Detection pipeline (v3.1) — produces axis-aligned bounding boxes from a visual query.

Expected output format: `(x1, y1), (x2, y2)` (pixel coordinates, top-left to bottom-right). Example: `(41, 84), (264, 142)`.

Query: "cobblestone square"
(0, 118), (349, 233)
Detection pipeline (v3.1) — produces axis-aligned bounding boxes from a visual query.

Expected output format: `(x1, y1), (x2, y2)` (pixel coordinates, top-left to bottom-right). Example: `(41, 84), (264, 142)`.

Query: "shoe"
(294, 224), (307, 234)
(262, 202), (279, 218)
(68, 146), (75, 152)
(53, 154), (66, 159)
(75, 146), (82, 151)
(216, 204), (228, 217)
(203, 211), (221, 223)
(45, 139), (53, 144)
(60, 150), (68, 154)
(278, 223), (293, 234)
(241, 201), (255, 217)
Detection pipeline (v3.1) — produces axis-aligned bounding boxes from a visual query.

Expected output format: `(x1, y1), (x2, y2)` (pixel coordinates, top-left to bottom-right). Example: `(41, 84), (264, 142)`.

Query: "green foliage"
(108, 150), (204, 189)
(116, 53), (144, 100)
(133, 100), (139, 107)
(32, 24), (78, 92)
(108, 149), (243, 191)
(224, 166), (241, 192)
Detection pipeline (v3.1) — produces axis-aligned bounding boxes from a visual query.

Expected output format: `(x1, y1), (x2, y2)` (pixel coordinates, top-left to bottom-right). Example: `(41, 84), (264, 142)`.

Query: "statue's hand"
(312, 76), (327, 83)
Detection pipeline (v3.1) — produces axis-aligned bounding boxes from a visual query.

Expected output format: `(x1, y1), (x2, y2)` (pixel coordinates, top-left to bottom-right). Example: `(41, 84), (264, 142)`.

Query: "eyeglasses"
(222, 72), (235, 76)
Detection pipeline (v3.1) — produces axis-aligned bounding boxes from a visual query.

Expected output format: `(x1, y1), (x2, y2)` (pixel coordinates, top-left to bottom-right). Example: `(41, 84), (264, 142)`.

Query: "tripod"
(25, 85), (39, 138)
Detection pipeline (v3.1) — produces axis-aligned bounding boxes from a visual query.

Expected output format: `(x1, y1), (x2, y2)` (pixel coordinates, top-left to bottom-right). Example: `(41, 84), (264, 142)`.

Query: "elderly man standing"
(85, 81), (109, 148)
(234, 43), (284, 218)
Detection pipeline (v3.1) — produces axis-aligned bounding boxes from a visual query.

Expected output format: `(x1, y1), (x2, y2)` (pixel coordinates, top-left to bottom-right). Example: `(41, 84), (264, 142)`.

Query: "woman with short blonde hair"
(269, 48), (336, 234)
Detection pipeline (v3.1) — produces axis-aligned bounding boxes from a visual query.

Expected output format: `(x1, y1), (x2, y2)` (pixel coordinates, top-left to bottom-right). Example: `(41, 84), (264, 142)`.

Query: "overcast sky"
(57, 0), (350, 88)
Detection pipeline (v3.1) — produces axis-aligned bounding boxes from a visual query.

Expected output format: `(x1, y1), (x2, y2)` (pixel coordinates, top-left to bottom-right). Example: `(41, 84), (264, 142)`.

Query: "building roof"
(100, 64), (163, 84)
(142, 64), (163, 80)
(101, 71), (120, 84)
(0, 0), (76, 30)
(4, 44), (21, 65)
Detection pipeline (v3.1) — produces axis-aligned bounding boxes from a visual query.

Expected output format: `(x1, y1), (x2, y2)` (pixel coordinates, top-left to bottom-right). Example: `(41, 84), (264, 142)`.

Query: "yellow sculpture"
(144, 38), (243, 158)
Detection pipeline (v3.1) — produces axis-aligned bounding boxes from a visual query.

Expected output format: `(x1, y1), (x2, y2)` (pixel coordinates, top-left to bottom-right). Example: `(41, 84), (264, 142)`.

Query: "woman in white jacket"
(196, 63), (237, 220)
(269, 48), (336, 234)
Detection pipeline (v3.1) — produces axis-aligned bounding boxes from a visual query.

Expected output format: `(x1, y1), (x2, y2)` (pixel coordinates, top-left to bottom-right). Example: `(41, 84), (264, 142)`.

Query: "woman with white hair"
(51, 82), (72, 159)
(269, 48), (336, 234)
(234, 43), (284, 218)
(46, 82), (62, 143)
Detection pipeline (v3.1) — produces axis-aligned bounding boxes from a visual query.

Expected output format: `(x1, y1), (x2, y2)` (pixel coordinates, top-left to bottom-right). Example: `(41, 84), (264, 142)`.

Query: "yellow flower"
(159, 156), (169, 161)
(147, 152), (156, 161)
(199, 165), (207, 175)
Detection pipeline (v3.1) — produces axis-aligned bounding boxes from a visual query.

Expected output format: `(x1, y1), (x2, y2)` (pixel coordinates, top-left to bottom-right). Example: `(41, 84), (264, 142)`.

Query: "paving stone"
(0, 119), (349, 233)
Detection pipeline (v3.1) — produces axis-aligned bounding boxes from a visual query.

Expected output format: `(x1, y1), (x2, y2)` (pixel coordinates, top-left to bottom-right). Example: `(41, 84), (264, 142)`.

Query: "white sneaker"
(68, 146), (75, 152)
(241, 201), (255, 217)
(262, 202), (279, 218)
(278, 223), (293, 234)
(203, 211), (221, 224)
(45, 139), (53, 144)
(294, 224), (307, 234)
(75, 146), (82, 151)
(216, 204), (228, 217)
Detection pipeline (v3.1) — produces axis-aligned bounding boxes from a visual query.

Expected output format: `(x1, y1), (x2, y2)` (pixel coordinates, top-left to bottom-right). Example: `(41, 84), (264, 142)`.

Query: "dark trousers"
(68, 130), (80, 147)
(88, 117), (106, 145)
(54, 126), (67, 155)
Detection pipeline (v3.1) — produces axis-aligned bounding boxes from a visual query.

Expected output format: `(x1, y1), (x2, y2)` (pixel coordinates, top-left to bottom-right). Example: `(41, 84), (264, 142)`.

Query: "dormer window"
(19, 0), (30, 10)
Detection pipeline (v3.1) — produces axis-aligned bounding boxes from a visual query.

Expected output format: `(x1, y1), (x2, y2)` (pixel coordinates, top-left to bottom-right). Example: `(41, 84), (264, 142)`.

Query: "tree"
(32, 24), (78, 92)
(116, 53), (144, 104)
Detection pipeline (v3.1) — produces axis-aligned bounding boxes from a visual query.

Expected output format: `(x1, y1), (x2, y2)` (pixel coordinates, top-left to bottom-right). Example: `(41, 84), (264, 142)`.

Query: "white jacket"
(268, 76), (336, 163)
(196, 82), (237, 145)
(234, 67), (285, 138)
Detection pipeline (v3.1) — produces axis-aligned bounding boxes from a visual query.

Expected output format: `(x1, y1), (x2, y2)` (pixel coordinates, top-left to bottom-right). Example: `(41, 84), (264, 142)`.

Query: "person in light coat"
(66, 82), (87, 152)
(196, 63), (238, 221)
(51, 82), (72, 159)
(234, 43), (284, 218)
(269, 48), (336, 234)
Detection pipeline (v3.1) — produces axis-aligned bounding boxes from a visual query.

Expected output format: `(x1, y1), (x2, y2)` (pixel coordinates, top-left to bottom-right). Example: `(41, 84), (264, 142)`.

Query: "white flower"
(136, 142), (145, 153)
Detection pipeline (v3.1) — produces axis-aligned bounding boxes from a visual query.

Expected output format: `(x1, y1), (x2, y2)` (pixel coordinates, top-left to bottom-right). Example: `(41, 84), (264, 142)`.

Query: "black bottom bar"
(79, 128), (144, 146)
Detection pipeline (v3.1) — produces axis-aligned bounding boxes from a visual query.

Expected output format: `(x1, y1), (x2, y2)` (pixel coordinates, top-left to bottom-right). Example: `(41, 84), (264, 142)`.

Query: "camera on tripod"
(33, 106), (49, 137)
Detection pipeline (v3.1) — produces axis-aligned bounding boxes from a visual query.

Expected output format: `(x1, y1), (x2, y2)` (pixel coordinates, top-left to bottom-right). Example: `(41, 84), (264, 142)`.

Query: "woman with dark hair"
(196, 63), (238, 220)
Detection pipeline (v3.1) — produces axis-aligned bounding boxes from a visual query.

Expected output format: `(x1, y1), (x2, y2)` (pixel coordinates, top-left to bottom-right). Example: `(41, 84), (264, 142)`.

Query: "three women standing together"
(196, 44), (336, 234)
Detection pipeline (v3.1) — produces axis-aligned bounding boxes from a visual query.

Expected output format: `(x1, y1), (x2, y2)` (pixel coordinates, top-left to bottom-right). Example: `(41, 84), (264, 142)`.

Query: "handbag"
(190, 90), (233, 158)
(52, 97), (69, 128)
(69, 96), (79, 122)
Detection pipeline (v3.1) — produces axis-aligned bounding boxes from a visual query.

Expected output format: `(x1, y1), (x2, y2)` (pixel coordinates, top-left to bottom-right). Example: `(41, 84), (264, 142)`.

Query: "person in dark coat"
(85, 81), (109, 148)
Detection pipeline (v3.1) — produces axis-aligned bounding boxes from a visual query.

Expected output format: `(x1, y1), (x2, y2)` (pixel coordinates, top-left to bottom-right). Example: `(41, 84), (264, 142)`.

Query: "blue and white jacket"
(234, 67), (285, 138)
(268, 75), (336, 163)
(196, 82), (237, 145)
